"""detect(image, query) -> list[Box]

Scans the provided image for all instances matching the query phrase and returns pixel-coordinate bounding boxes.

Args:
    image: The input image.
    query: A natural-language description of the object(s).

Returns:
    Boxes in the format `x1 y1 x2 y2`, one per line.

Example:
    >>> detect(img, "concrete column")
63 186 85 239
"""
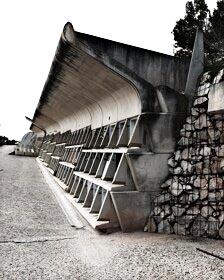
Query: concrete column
185 27 204 109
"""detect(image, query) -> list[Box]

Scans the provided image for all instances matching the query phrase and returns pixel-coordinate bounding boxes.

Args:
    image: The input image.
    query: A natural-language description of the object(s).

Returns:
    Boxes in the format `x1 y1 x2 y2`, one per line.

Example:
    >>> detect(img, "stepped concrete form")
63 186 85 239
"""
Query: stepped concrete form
22 22 196 232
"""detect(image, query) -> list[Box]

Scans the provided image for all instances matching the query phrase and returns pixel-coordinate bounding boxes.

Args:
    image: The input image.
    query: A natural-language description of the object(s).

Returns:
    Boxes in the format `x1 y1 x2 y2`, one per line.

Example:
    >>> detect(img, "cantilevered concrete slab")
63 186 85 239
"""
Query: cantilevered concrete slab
31 22 190 135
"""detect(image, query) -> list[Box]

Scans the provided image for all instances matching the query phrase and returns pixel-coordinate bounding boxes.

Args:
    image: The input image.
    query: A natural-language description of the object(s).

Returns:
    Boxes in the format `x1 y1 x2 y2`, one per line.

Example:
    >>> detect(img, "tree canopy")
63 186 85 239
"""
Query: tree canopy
0 135 17 146
173 0 224 66
207 0 224 63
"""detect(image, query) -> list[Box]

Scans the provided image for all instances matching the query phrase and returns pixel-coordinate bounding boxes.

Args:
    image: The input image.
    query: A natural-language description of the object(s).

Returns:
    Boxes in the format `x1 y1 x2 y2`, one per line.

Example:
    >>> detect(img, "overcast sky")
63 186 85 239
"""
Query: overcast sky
0 0 217 140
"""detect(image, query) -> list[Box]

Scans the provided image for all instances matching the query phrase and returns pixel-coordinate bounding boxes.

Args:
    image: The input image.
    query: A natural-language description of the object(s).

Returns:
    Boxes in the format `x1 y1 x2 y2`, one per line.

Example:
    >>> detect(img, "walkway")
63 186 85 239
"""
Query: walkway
0 146 223 280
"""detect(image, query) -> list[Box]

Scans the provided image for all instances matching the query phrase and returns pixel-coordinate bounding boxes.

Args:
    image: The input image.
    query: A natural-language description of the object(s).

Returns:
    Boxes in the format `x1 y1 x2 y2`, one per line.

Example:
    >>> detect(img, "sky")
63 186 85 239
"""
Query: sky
0 0 217 140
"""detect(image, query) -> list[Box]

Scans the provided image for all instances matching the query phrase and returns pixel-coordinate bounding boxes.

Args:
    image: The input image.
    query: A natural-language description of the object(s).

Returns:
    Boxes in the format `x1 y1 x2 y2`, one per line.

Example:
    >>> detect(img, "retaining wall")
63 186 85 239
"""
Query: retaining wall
148 69 224 239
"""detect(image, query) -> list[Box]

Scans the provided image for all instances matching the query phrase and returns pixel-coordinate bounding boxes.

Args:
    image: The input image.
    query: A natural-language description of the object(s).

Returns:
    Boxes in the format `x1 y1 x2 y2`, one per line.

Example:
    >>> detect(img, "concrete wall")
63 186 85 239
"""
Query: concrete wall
77 32 190 93
208 69 224 113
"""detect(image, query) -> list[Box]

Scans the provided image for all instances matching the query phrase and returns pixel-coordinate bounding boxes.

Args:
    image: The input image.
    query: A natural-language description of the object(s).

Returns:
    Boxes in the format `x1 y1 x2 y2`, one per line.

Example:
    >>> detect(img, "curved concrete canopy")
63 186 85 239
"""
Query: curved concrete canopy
76 30 190 93
31 23 142 134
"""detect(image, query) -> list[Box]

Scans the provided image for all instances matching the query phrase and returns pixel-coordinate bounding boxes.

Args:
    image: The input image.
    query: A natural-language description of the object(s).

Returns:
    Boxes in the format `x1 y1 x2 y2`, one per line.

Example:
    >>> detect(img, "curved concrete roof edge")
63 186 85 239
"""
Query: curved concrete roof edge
30 22 190 134
31 22 144 134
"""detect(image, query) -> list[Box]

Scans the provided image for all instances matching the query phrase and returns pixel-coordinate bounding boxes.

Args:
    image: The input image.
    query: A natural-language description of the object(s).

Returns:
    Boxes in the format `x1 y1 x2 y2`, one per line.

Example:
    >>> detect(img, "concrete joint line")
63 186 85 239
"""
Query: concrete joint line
36 158 85 229
0 236 80 245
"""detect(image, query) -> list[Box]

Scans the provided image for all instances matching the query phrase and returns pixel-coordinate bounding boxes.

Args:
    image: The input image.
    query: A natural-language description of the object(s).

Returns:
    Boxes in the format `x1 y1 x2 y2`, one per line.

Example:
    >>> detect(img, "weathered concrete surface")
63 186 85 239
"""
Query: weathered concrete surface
111 191 152 232
185 28 204 108
31 23 143 134
77 30 190 93
126 153 170 192
141 113 187 153
208 81 224 113
31 23 189 135
0 146 224 279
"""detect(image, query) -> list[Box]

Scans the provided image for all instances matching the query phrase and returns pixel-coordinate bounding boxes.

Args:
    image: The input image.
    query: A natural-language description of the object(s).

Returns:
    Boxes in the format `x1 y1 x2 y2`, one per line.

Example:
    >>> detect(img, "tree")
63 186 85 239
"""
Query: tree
173 0 224 67
205 0 224 64
0 135 17 146
0 136 8 146
173 0 209 57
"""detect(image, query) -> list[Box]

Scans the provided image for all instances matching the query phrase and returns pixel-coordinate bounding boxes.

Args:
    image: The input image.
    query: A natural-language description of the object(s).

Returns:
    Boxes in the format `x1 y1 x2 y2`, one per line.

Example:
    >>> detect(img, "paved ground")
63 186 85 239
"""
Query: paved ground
0 145 224 280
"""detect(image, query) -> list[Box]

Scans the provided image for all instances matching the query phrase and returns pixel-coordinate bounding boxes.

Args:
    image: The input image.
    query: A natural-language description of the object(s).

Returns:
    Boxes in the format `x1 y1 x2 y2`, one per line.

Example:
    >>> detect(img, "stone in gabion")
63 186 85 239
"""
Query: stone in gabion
150 71 224 239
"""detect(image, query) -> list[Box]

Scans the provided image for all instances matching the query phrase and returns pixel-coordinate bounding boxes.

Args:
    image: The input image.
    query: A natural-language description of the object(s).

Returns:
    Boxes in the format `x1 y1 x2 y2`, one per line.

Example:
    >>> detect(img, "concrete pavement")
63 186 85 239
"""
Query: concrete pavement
0 146 223 280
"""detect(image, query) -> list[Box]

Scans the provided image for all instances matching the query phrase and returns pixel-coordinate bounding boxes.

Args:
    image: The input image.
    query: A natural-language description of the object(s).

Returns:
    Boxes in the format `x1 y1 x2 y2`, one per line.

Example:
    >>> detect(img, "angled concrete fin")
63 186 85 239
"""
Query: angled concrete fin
185 27 204 109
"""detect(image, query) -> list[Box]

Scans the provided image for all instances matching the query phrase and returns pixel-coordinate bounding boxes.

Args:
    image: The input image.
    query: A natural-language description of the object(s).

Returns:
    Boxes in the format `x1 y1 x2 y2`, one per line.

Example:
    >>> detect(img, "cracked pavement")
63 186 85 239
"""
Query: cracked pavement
0 145 224 280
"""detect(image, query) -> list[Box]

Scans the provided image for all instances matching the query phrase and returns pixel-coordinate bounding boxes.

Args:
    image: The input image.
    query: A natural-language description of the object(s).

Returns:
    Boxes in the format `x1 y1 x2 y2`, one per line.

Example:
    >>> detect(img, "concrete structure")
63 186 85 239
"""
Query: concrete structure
28 22 193 232
15 132 37 156
31 23 190 135
185 27 204 109
208 69 224 114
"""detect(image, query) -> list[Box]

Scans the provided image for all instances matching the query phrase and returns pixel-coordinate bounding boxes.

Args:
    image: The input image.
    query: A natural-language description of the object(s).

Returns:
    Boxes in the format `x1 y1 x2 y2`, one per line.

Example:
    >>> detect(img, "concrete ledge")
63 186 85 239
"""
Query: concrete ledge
36 158 85 229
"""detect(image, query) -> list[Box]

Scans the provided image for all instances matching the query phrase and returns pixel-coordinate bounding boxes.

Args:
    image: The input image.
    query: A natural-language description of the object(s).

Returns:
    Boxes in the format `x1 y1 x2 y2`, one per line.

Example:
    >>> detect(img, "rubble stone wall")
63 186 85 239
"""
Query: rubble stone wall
148 69 224 239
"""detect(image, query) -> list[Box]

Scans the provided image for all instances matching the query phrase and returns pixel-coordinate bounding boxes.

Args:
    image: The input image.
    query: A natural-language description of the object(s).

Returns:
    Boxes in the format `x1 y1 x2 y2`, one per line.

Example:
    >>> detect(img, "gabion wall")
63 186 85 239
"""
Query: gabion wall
148 70 224 239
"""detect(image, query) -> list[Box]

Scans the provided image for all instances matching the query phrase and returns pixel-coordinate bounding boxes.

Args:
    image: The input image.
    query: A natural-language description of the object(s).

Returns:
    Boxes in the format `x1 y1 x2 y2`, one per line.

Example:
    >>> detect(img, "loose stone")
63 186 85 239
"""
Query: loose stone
193 97 208 107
